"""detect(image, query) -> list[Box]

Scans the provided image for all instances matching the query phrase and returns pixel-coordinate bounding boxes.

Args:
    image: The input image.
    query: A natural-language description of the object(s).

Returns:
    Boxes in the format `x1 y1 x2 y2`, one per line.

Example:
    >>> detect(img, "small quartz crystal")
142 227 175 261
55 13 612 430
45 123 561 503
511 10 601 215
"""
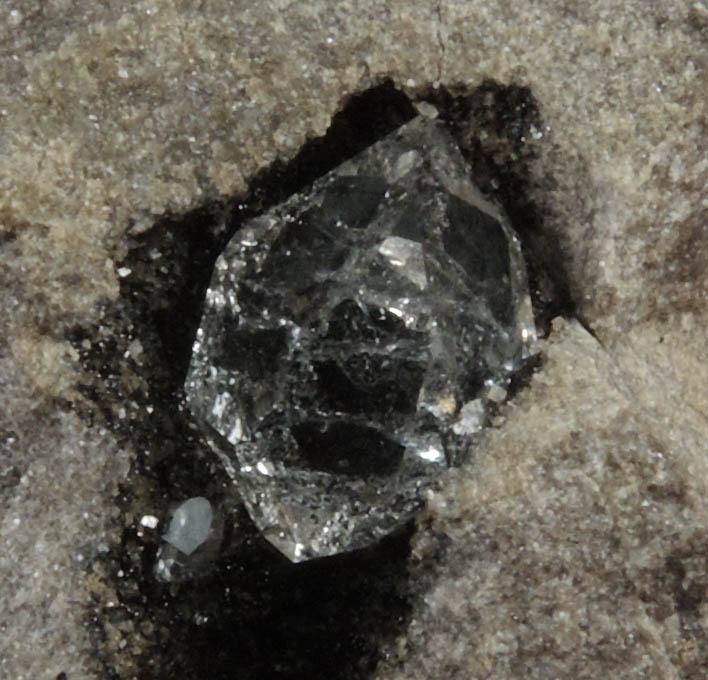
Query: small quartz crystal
155 497 222 582
162 496 213 556
185 115 536 561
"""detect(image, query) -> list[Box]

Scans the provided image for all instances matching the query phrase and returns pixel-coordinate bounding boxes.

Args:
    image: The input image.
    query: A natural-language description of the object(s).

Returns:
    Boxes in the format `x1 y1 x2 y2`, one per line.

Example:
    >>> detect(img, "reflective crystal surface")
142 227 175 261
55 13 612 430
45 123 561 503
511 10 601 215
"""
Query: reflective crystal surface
185 116 536 562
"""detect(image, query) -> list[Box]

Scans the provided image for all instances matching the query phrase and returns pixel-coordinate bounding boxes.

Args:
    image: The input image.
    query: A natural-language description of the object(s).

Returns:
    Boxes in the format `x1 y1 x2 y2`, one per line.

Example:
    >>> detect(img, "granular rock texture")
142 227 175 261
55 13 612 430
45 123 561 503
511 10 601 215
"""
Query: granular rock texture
375 319 708 679
0 308 130 679
0 0 706 678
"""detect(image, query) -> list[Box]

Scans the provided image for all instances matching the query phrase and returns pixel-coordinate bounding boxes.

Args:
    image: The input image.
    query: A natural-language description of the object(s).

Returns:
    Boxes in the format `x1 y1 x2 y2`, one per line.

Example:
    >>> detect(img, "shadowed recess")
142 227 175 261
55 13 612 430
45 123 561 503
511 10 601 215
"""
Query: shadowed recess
73 79 573 680
88 82 419 680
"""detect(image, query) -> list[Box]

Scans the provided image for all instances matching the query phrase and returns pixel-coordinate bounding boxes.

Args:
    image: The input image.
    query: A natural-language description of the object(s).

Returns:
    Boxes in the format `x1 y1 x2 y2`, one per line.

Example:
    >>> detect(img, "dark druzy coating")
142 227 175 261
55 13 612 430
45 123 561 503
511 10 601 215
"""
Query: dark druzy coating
185 115 536 561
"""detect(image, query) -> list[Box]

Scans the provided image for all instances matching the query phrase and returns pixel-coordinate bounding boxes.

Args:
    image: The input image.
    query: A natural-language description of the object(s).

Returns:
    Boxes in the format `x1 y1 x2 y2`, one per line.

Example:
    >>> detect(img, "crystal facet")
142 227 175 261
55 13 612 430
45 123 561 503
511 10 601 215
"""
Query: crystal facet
185 116 536 561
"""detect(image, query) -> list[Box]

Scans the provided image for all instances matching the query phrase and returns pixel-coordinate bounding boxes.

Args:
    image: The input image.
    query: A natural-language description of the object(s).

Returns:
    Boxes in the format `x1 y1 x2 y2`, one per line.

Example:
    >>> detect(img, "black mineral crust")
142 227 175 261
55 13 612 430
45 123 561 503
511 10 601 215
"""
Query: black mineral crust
185 115 536 561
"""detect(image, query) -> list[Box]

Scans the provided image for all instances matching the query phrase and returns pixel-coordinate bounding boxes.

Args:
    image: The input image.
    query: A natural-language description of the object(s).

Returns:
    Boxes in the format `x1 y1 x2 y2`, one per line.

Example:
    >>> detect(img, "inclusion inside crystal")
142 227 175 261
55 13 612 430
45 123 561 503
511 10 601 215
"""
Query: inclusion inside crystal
185 115 536 562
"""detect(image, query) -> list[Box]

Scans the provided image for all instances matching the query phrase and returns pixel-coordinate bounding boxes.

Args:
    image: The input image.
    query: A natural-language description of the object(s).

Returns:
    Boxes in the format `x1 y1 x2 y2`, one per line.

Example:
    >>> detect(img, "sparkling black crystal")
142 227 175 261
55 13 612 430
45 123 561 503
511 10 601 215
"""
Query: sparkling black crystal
185 114 536 561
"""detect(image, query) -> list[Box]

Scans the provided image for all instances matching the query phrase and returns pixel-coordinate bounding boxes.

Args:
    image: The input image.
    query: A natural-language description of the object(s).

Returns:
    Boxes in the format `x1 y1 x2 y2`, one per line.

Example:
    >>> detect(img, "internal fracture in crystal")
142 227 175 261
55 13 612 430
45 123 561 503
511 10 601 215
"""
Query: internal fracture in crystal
185 115 536 562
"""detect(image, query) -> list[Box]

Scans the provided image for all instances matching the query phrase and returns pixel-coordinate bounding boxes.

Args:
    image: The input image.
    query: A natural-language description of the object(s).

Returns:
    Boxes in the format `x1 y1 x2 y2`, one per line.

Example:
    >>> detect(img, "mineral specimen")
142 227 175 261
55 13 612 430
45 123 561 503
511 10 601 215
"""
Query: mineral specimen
185 115 536 562
155 497 222 582
162 496 214 556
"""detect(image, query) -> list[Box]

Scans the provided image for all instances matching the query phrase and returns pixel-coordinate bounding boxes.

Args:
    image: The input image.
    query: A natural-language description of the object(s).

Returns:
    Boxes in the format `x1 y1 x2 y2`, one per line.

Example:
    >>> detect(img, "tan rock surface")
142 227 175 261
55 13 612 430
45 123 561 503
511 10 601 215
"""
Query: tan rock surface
0 0 706 677
0 328 130 679
376 319 708 679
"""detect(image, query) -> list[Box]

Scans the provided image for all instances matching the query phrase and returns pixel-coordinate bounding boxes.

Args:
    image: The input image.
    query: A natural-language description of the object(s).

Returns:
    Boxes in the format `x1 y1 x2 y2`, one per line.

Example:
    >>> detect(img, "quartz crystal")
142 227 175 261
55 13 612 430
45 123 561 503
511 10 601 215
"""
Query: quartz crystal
155 497 222 582
162 496 214 556
185 115 536 562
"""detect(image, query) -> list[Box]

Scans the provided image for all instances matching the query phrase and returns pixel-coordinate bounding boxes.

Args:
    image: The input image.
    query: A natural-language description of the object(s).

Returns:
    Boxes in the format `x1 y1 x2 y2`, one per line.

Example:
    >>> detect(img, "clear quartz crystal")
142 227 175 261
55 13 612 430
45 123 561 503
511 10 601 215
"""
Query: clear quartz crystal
185 116 536 562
